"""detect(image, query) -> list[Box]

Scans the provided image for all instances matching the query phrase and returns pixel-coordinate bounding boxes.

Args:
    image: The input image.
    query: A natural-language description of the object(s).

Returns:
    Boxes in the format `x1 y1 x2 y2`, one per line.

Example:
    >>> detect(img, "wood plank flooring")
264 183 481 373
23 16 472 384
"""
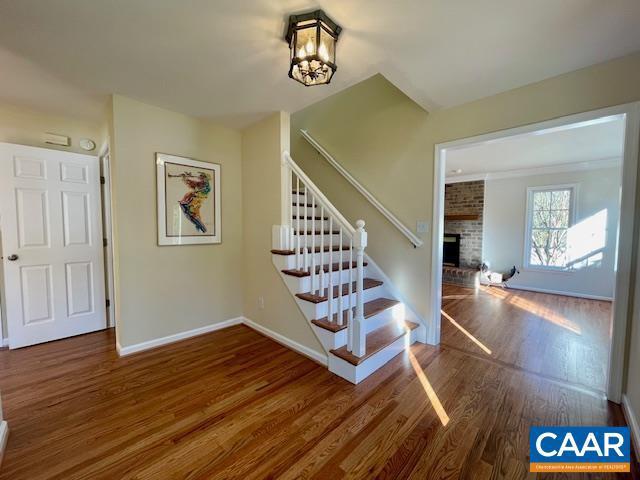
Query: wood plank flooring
441 284 612 392
0 310 636 478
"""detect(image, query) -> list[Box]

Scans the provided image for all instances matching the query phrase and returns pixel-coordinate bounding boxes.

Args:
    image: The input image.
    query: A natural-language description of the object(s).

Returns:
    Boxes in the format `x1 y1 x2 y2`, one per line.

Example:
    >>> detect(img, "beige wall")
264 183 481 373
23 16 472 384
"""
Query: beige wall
241 112 324 355
110 95 243 347
291 52 640 416
292 75 432 326
0 101 102 154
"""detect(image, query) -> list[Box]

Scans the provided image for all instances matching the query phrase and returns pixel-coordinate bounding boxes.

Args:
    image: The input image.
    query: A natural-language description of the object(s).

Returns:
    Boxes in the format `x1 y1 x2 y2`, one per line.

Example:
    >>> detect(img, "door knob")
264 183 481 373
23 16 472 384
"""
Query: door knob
7 254 18 261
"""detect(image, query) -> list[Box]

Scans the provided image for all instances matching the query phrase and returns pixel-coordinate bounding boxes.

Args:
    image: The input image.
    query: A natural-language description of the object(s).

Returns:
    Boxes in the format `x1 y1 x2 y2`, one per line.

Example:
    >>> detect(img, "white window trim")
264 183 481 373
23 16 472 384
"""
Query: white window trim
523 183 578 272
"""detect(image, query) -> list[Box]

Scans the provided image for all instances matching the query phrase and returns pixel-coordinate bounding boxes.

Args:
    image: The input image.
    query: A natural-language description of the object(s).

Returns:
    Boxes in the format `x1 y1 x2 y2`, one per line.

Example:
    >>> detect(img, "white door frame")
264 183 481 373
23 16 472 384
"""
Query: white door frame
99 145 116 329
430 102 640 403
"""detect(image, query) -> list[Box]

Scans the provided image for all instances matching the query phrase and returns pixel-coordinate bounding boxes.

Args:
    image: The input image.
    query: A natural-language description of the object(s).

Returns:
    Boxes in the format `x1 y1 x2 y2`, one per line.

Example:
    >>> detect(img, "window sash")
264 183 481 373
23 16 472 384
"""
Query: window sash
524 185 576 270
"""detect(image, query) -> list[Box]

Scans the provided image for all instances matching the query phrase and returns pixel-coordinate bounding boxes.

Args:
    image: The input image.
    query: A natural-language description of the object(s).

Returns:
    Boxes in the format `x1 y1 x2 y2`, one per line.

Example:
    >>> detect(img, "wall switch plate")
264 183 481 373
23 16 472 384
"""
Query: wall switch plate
416 221 429 234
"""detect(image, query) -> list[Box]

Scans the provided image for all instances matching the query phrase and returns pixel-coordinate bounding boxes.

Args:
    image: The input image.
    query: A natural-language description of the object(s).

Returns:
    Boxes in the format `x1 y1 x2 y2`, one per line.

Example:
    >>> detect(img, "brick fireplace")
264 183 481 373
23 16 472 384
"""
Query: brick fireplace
442 180 484 288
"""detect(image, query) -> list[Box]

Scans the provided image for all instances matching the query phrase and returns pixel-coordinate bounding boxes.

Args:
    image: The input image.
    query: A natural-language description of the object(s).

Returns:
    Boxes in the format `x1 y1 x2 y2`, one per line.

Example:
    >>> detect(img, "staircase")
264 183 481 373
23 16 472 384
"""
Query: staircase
271 151 426 384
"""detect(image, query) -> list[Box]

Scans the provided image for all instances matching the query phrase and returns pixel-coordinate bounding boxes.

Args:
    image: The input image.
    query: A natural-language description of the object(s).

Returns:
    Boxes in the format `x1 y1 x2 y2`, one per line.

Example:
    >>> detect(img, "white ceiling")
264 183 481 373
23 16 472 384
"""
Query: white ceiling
445 116 625 180
0 1 639 128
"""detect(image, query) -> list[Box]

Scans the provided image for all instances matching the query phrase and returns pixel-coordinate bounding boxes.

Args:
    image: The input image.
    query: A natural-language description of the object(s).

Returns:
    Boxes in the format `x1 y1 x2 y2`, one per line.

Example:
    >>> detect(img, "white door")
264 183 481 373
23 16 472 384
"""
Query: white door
0 143 106 348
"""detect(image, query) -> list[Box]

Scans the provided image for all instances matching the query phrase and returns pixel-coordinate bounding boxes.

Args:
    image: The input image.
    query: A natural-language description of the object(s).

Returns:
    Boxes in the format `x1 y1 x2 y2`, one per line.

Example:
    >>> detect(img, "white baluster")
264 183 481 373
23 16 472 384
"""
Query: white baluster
337 227 343 326
303 185 309 272
296 176 301 270
310 193 316 292
289 168 294 251
319 206 325 297
327 217 334 324
353 219 367 357
304 187 309 271
347 236 353 352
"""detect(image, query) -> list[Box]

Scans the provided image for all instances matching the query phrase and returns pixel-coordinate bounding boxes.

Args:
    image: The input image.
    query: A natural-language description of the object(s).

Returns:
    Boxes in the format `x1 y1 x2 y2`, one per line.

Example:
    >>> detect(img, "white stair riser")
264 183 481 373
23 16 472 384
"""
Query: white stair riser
310 311 409 351
276 250 356 270
311 325 347 351
274 253 353 271
297 285 385 320
291 205 322 217
292 218 332 228
363 305 408 333
328 332 415 384
280 266 371 295
292 233 342 246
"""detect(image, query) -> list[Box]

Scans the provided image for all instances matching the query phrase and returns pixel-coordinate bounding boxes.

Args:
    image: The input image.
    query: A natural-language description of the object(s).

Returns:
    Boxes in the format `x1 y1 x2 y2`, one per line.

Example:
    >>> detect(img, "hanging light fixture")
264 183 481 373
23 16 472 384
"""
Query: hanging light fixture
285 9 342 87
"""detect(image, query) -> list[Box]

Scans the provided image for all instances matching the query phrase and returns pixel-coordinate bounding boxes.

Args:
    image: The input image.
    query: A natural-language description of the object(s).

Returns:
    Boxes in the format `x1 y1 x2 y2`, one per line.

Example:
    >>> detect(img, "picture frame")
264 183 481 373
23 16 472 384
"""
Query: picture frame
156 153 221 245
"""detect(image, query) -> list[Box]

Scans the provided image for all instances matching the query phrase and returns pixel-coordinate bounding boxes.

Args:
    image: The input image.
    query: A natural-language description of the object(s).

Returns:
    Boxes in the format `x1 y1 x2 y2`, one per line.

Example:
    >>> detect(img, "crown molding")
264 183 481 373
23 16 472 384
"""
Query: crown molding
445 157 621 184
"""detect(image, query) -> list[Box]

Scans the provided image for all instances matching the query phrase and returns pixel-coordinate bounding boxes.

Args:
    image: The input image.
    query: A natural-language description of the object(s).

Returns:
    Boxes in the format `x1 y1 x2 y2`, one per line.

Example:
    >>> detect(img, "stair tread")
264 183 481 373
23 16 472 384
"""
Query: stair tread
282 261 367 278
292 215 329 220
292 202 317 207
311 297 399 332
330 320 420 366
271 245 351 256
297 278 383 304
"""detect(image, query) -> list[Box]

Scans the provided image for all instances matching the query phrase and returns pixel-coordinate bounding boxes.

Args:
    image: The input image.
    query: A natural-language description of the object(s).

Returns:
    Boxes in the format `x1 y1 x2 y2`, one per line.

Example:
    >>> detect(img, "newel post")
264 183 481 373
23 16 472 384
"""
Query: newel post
273 152 294 251
353 219 367 357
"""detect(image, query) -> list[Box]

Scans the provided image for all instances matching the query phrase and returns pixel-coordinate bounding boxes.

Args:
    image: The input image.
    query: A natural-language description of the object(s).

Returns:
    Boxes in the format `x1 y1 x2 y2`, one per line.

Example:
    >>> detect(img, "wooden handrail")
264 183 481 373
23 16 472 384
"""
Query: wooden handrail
300 129 424 248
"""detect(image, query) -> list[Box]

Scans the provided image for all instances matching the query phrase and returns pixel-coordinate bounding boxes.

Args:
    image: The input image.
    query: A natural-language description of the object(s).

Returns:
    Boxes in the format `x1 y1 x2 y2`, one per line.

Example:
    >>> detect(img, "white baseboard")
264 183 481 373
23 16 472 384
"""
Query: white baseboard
0 338 8 348
116 317 244 356
242 317 328 366
622 394 640 462
0 420 8 468
506 284 613 301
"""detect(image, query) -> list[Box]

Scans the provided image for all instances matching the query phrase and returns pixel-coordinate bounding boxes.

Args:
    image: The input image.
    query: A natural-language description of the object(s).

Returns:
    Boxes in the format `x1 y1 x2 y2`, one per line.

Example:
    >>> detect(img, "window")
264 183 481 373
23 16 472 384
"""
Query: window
525 185 576 270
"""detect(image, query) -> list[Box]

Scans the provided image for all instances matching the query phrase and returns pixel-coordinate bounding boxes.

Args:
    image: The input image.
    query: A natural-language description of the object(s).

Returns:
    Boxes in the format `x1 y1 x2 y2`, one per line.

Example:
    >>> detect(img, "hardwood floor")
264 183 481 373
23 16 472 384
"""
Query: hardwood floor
442 283 612 392
0 320 636 479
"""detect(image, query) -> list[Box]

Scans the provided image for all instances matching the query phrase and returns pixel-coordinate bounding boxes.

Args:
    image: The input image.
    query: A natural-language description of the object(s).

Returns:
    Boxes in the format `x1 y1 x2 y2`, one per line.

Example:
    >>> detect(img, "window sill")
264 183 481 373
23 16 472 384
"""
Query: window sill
521 266 576 275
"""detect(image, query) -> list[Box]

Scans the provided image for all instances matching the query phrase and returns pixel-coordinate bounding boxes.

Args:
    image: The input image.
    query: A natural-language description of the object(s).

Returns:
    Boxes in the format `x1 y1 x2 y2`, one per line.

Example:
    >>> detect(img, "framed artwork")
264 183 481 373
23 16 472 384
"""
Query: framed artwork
156 153 221 245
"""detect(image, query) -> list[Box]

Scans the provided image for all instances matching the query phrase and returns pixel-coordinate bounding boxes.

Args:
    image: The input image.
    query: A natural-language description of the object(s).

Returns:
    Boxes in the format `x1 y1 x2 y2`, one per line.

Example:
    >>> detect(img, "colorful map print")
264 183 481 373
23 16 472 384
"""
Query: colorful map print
167 170 212 233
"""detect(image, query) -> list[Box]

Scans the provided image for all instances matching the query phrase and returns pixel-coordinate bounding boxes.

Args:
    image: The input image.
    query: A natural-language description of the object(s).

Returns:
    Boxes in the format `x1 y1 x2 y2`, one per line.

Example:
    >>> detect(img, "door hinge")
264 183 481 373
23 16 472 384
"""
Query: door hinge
100 176 106 185
103 238 108 247
106 299 111 308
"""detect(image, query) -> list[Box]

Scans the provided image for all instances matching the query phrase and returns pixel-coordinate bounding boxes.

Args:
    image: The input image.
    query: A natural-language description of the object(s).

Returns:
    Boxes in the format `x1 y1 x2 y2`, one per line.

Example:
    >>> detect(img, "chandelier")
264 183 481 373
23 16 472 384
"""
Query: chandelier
285 10 342 87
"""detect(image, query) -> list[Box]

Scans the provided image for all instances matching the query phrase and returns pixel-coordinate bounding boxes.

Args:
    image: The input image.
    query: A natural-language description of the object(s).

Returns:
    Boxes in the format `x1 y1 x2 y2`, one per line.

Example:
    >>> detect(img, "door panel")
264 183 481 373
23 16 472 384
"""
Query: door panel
60 162 88 184
14 155 47 179
65 261 94 317
16 188 50 248
20 264 54 324
62 191 91 246
0 143 106 348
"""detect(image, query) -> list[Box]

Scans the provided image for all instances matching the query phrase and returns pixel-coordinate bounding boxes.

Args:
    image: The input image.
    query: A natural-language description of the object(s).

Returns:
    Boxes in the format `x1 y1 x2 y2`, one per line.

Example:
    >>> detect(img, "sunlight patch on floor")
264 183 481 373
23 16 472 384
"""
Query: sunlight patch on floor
506 295 582 335
479 287 582 335
408 350 450 427
441 309 493 355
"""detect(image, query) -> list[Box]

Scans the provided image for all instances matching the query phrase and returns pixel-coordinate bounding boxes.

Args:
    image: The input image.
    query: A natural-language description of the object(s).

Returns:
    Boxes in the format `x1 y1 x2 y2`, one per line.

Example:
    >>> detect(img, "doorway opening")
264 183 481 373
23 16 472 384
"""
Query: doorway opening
430 103 640 402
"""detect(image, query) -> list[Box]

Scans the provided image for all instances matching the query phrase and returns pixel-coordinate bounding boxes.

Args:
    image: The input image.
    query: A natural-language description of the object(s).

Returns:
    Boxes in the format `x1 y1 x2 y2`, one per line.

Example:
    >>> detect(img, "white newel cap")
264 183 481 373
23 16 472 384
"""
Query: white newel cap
355 219 367 249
